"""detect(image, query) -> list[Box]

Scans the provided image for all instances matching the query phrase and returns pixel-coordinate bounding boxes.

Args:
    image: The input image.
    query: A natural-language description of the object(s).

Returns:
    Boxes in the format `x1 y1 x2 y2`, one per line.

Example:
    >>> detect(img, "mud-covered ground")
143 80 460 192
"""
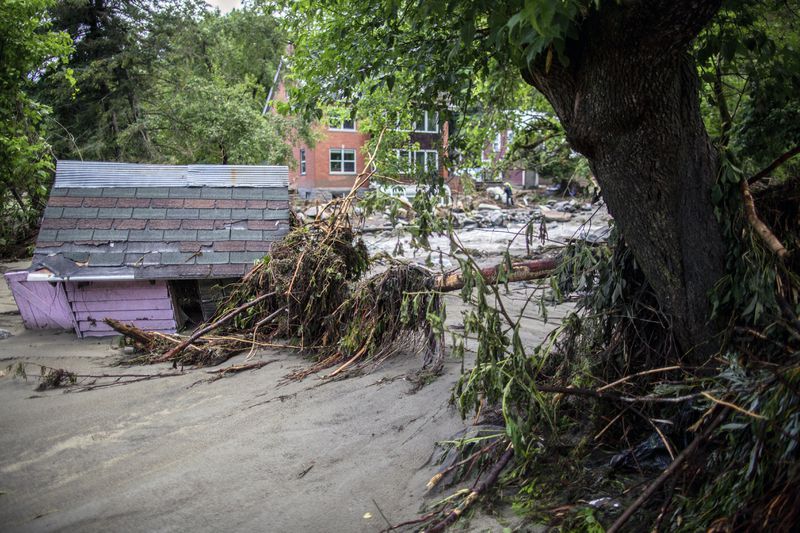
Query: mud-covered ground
0 253 572 532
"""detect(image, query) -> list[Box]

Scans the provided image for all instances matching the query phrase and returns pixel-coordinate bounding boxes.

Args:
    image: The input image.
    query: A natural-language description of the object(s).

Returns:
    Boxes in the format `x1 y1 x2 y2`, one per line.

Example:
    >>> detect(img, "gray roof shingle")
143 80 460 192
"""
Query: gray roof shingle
31 161 290 281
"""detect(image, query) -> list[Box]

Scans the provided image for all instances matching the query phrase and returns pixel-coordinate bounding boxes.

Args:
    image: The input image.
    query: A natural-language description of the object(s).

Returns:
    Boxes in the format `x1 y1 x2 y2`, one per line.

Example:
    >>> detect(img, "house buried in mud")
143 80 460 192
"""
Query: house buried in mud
4 161 290 337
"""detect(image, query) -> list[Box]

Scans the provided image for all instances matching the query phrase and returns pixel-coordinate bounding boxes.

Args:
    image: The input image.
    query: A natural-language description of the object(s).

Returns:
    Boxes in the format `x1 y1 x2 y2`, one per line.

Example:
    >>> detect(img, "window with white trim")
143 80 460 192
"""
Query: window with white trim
300 148 306 175
330 148 356 174
328 116 356 131
414 111 438 133
395 149 438 173
492 133 502 152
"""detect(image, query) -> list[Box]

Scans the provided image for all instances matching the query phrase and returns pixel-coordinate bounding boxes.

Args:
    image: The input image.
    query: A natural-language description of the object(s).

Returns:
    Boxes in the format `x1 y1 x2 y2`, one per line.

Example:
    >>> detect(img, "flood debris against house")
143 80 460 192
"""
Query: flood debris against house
4 160 290 338
107 217 560 381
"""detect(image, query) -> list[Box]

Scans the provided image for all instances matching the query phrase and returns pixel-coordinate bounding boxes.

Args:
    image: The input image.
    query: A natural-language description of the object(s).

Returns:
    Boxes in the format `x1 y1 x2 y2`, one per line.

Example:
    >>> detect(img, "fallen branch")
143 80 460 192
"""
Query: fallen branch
536 383 706 404
748 144 800 185
606 406 729 533
741 179 789 259
425 438 503 492
424 443 515 533
205 360 278 375
157 291 275 362
190 359 279 386
436 257 559 292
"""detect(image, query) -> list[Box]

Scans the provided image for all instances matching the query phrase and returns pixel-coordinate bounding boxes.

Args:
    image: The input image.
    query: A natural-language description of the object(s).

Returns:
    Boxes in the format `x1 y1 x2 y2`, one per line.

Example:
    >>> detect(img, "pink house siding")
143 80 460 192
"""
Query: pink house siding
4 271 75 330
4 272 178 338
64 281 177 338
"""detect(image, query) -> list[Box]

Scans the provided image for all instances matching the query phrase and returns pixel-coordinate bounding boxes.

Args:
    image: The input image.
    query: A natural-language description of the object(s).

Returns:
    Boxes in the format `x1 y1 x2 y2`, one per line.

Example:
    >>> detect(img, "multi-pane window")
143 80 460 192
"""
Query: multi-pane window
391 110 439 133
492 133 502 152
395 149 438 173
300 148 306 175
329 116 356 131
414 111 438 133
330 148 356 174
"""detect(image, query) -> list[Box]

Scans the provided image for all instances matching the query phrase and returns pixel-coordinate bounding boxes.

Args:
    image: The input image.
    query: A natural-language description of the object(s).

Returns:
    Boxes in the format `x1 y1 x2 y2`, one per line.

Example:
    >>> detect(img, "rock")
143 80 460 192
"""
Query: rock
576 226 612 244
581 203 593 211
553 200 579 213
477 203 502 211
303 205 321 217
0 329 11 340
486 211 506 227
485 186 504 199
540 205 573 222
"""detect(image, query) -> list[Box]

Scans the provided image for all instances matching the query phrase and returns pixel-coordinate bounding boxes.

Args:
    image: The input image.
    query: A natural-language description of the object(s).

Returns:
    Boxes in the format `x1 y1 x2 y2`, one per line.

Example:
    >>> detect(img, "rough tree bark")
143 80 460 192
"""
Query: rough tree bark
522 1 726 358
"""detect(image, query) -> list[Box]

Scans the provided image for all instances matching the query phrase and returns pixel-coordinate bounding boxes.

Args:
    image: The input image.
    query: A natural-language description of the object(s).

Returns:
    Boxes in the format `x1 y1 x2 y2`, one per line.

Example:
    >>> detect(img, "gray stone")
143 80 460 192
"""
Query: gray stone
0 329 12 339
477 203 501 211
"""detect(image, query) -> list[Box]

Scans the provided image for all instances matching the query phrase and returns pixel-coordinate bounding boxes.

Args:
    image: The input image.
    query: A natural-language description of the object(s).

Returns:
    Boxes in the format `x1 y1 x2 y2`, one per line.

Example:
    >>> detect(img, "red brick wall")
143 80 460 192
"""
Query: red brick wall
289 127 372 195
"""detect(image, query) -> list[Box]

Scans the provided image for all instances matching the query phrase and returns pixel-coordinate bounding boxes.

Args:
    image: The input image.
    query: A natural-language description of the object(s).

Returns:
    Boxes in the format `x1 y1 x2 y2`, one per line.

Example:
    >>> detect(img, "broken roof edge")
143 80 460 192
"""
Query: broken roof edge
54 160 289 189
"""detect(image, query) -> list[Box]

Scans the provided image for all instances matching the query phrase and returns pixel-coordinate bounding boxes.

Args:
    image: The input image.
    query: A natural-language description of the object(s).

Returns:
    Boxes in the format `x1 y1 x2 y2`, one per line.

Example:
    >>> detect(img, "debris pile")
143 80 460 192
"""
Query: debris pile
108 221 449 379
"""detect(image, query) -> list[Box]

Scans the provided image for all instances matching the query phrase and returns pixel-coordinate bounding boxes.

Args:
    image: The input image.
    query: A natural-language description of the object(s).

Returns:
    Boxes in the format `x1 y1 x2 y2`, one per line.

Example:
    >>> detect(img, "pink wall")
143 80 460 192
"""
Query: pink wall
65 280 177 338
4 271 75 331
4 272 178 338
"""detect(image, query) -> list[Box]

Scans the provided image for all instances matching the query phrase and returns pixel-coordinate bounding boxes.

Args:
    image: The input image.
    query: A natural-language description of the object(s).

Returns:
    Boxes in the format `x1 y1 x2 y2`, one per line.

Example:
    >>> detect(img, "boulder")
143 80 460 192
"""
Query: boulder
477 203 502 211
485 186 504 200
540 205 573 222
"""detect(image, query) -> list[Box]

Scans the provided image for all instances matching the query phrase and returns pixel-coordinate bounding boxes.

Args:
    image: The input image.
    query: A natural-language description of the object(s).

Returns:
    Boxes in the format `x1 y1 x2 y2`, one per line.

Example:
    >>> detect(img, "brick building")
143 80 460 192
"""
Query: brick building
273 83 449 199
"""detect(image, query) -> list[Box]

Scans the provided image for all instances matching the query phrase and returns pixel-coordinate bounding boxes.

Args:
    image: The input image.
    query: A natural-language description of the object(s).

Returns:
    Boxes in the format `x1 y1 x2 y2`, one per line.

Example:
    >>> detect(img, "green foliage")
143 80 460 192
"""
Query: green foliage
696 0 800 176
37 0 297 165
0 0 72 255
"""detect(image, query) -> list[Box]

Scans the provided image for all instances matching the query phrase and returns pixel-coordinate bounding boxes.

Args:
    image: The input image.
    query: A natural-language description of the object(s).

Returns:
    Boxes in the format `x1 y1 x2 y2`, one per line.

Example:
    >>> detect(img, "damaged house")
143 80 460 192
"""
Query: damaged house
4 161 290 337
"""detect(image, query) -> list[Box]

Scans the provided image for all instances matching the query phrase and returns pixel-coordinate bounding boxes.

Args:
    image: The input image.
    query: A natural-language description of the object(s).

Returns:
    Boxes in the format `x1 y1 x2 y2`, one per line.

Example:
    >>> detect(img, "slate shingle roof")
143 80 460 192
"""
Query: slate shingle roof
32 162 290 280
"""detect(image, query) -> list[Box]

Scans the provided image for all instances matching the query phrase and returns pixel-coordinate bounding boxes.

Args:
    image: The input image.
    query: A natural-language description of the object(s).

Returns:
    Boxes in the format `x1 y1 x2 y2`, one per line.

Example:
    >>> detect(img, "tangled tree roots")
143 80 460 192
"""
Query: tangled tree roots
108 223 444 380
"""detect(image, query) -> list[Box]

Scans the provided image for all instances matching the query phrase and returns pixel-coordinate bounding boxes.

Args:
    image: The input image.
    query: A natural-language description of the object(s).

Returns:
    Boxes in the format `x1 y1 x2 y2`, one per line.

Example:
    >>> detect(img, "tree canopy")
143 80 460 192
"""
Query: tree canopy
0 0 72 253
282 0 800 529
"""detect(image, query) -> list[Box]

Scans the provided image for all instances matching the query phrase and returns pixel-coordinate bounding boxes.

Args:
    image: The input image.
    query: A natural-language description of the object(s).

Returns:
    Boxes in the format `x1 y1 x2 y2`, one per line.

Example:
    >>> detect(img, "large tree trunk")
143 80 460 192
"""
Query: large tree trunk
523 2 725 358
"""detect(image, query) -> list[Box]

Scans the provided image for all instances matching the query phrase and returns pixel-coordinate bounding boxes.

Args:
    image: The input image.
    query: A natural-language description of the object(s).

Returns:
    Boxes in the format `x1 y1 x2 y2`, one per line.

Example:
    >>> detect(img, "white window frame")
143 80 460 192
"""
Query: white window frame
328 116 356 131
414 111 439 133
394 149 438 174
300 148 306 175
329 148 356 174
492 133 502 152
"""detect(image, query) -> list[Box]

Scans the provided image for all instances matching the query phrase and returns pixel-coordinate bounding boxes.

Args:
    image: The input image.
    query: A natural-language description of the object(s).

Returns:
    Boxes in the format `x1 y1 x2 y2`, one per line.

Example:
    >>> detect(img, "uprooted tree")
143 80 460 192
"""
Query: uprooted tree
281 0 800 529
